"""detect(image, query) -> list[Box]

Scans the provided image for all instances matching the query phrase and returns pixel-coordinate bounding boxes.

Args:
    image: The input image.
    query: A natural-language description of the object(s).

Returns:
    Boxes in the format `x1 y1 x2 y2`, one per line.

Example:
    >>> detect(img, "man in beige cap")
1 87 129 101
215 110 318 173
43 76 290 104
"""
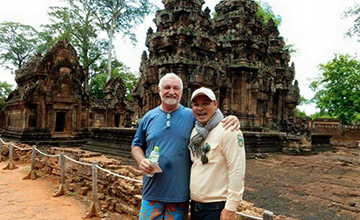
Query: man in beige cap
189 87 246 220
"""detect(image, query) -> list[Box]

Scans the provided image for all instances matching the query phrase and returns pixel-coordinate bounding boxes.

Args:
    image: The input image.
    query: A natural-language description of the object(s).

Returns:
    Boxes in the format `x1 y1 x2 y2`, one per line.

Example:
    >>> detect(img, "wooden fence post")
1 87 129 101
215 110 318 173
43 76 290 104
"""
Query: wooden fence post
3 142 18 170
53 153 68 197
83 161 102 218
0 139 3 162
263 210 274 220
23 145 38 180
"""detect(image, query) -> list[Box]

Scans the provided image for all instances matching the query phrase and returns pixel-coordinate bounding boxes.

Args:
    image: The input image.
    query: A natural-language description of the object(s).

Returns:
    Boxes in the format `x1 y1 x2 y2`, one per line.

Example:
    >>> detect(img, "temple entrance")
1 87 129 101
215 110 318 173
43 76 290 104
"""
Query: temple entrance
55 112 66 132
114 115 120 127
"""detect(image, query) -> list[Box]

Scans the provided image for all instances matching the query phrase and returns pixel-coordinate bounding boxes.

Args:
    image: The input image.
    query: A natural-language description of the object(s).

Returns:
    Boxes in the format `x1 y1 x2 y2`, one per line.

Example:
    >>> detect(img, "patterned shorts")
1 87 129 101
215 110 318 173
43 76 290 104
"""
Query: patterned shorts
139 199 189 220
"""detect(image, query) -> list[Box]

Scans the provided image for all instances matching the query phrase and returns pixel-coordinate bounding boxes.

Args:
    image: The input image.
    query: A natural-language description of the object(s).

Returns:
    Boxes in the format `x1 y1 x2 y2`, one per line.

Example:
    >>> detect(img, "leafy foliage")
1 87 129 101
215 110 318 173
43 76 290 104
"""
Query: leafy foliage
211 11 217 20
283 43 297 56
0 81 13 110
0 22 43 70
90 0 155 81
300 96 311 105
90 73 107 99
255 0 282 27
310 54 360 124
343 3 360 41
309 110 335 120
90 58 138 100
296 108 307 117
295 96 311 117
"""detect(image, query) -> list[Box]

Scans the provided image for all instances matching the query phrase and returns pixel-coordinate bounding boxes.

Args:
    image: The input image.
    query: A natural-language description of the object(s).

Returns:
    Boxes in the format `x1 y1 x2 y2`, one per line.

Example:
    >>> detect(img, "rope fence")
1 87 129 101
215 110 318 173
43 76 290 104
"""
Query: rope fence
96 164 143 183
0 138 274 220
1 138 7 145
63 154 92 166
34 146 60 158
12 143 32 151
0 138 3 162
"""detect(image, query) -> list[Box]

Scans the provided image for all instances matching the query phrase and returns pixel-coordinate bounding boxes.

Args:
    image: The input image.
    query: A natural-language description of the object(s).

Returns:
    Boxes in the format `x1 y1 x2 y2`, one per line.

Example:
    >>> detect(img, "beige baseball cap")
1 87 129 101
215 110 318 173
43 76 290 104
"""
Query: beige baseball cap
191 87 216 102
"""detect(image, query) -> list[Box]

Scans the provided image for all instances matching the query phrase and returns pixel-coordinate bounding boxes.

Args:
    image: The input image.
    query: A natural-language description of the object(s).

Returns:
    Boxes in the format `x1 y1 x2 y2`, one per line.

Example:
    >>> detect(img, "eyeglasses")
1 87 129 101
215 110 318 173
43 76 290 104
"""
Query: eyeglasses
166 113 171 128
200 143 210 164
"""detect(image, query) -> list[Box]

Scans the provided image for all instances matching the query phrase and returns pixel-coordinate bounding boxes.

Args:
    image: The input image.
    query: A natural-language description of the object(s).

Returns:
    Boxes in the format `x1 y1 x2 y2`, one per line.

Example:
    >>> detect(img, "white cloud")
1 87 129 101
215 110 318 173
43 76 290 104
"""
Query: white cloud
0 0 359 115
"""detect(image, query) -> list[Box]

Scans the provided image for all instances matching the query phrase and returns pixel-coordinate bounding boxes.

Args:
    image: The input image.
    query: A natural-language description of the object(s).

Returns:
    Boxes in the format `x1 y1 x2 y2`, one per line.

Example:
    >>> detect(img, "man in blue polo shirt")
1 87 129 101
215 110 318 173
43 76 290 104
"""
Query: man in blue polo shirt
131 73 239 220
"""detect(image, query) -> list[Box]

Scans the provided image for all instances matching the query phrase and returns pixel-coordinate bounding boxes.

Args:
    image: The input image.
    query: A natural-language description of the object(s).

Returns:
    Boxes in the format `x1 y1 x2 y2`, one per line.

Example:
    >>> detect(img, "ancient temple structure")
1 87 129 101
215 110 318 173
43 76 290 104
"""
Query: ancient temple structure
2 40 132 144
2 40 90 143
90 77 133 128
133 0 300 131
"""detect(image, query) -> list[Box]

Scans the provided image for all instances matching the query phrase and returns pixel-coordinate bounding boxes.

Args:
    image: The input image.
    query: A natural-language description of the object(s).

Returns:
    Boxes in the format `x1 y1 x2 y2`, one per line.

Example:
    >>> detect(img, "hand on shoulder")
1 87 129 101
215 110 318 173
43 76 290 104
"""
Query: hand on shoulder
222 115 240 131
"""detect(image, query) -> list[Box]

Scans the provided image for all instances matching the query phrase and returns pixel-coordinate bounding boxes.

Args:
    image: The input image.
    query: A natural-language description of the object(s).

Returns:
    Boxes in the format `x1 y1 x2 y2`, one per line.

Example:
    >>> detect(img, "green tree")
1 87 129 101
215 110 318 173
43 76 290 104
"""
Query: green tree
255 1 296 56
296 108 307 117
255 0 282 27
90 58 138 100
91 0 155 82
343 3 360 41
295 96 310 117
43 0 106 91
90 73 107 99
0 22 43 70
0 81 13 110
309 110 334 120
310 54 360 124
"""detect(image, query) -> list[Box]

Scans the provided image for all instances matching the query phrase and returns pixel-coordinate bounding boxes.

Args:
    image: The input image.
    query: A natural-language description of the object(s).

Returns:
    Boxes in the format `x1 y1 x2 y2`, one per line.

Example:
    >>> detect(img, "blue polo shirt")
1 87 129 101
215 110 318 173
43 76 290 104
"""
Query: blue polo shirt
132 105 195 202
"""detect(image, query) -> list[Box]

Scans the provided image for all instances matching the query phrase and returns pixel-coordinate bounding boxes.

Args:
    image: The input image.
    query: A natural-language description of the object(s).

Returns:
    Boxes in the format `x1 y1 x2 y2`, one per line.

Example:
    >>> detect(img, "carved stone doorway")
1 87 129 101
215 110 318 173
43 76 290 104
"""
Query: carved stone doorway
55 112 66 132
114 115 120 127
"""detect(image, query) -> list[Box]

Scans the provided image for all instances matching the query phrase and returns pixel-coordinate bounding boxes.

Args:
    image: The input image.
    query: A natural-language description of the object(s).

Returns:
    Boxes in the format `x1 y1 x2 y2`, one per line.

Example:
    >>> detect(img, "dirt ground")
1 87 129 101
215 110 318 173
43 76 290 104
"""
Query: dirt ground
1 146 359 220
0 161 87 220
244 146 360 220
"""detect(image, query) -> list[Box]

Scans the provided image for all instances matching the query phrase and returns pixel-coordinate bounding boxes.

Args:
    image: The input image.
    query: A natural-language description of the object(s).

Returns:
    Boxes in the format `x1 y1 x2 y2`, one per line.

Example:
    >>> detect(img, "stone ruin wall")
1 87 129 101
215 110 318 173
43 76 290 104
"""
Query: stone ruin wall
298 117 360 148
0 110 5 130
133 0 300 132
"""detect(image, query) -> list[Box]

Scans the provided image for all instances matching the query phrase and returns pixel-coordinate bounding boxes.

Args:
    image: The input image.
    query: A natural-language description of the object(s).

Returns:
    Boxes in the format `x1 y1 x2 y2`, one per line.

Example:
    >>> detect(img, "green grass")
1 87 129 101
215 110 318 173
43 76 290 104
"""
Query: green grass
21 167 31 173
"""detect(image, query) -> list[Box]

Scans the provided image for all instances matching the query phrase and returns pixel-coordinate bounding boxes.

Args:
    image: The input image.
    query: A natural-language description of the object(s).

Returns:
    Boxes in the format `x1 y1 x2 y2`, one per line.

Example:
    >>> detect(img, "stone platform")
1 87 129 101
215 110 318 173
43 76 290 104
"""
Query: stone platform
311 133 334 152
81 128 288 162
2 128 333 160
1 129 89 147
81 128 136 165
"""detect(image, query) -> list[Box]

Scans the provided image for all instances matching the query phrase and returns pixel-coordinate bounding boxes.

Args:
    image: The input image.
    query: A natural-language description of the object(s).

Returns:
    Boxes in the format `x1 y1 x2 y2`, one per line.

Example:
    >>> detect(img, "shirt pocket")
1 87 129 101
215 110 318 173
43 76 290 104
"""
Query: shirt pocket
205 142 221 164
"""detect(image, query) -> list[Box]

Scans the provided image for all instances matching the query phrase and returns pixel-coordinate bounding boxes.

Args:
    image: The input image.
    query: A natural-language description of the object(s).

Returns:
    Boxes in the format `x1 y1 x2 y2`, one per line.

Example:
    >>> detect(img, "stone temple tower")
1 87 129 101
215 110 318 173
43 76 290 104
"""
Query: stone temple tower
133 0 300 132
213 0 300 130
133 0 222 115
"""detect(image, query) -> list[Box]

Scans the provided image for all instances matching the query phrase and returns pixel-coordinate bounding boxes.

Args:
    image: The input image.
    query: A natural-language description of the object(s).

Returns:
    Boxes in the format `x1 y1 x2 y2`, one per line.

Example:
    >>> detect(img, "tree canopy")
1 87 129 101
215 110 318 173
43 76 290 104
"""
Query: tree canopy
255 0 282 27
90 58 137 100
310 54 360 124
0 81 13 110
343 3 360 42
90 0 154 82
0 22 44 70
43 0 107 91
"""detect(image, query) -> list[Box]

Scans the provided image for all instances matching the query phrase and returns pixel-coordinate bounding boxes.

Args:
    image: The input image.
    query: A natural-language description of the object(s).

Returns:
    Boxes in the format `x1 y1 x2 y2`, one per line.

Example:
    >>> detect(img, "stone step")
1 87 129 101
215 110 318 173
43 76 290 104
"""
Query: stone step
81 144 132 159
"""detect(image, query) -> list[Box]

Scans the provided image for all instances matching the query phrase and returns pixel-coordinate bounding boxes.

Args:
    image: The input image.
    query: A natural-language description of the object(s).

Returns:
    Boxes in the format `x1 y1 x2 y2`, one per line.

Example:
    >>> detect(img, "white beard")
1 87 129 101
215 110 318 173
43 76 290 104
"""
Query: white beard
162 97 179 105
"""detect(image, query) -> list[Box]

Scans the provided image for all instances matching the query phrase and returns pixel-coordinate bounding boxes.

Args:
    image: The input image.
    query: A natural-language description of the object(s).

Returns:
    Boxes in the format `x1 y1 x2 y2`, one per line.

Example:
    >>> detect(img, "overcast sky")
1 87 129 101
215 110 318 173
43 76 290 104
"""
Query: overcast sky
0 0 359 114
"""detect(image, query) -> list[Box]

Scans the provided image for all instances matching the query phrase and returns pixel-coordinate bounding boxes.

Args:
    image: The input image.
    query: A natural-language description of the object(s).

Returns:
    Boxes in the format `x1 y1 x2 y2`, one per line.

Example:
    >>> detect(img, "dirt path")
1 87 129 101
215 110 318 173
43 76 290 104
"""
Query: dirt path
244 146 360 220
0 161 86 220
